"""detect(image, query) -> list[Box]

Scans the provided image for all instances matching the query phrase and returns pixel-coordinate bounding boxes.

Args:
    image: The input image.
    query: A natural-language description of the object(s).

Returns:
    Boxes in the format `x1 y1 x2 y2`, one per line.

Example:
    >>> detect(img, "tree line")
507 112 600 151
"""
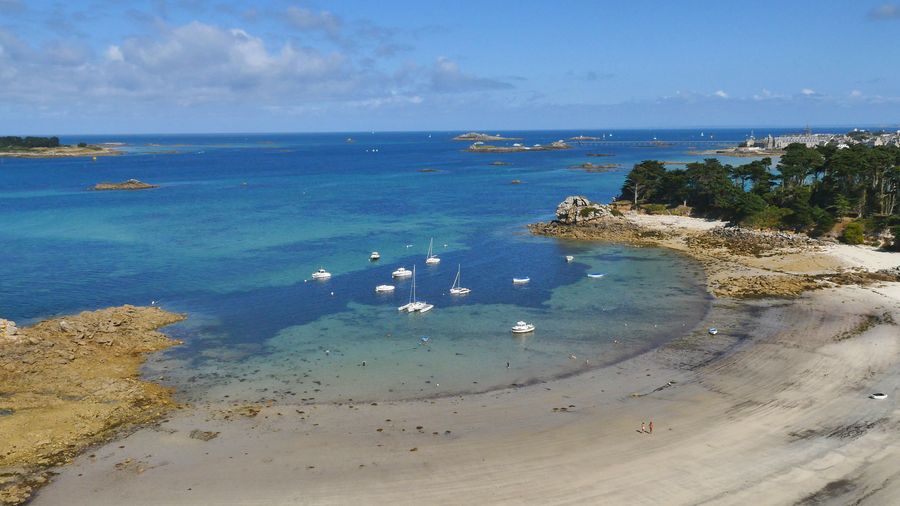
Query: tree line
619 142 900 248
0 136 61 149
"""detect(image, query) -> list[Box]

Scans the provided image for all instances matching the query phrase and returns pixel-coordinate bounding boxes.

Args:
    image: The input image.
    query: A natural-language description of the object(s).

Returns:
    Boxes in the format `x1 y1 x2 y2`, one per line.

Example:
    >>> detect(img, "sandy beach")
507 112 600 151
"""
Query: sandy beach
22 212 899 506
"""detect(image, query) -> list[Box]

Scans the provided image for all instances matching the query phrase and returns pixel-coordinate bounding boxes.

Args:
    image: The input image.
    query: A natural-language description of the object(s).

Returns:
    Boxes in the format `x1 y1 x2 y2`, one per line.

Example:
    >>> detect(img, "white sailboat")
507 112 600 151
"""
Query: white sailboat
449 264 471 295
425 238 440 265
398 266 433 312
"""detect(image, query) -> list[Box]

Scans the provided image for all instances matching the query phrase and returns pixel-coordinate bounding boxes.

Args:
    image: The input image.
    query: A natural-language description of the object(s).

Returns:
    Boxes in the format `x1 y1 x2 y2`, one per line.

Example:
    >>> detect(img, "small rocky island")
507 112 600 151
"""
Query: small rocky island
92 179 159 191
571 162 622 172
453 132 522 141
467 140 571 153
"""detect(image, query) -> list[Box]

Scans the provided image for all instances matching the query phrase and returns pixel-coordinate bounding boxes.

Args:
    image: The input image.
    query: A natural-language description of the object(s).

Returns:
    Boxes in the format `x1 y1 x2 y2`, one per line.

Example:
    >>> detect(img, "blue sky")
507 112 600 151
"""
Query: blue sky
1 0 900 134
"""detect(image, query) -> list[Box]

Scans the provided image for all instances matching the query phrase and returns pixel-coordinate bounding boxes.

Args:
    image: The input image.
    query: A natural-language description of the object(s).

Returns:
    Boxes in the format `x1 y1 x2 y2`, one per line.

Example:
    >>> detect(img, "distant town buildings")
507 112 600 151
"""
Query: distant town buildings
742 128 900 151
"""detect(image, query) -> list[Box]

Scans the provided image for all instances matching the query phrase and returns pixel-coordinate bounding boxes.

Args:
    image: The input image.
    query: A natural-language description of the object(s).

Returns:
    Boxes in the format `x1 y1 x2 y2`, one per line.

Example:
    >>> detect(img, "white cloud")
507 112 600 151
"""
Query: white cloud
868 4 900 20
801 88 816 96
105 45 123 62
285 6 342 39
849 89 863 98
429 56 512 93
714 90 728 98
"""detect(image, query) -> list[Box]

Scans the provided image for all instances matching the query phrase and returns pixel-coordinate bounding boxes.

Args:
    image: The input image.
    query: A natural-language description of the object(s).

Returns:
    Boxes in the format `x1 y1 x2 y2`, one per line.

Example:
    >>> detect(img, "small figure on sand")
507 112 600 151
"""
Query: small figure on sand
641 421 646 433
649 421 653 434
506 361 510 369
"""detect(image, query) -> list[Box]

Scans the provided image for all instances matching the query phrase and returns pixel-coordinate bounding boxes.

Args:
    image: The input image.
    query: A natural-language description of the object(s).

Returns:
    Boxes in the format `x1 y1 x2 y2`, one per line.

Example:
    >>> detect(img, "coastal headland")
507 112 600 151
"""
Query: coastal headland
0 306 185 505
23 196 900 506
0 146 121 159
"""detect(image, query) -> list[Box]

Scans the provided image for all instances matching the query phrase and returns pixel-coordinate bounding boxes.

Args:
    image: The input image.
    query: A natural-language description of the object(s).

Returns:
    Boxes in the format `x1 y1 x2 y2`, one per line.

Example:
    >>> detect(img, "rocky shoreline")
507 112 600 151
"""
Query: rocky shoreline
0 306 185 505
0 146 120 158
530 196 900 298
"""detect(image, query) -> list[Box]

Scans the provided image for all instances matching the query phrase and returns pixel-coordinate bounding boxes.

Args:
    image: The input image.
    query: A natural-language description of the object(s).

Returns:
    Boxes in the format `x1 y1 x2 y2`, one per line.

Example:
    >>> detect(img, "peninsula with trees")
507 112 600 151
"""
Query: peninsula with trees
618 142 900 248
0 136 120 158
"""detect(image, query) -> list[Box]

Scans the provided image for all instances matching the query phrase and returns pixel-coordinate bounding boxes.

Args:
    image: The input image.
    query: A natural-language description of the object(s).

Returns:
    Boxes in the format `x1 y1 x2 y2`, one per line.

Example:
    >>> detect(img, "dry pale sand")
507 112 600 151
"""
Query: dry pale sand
29 217 900 505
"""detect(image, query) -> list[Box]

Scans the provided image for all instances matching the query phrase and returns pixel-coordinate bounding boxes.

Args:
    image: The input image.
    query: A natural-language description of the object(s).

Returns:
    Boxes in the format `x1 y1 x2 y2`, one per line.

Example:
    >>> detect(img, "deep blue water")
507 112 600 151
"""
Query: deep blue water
0 129 785 402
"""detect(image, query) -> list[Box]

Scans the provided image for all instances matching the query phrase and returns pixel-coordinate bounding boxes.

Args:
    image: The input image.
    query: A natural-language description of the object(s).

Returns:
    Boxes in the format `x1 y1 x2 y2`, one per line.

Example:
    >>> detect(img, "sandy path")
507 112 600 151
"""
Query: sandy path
31 284 900 505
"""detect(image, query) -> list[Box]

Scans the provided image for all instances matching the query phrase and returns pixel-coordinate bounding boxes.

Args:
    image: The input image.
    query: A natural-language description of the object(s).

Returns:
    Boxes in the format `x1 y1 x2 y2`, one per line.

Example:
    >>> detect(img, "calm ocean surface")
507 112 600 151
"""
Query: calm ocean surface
0 129 784 402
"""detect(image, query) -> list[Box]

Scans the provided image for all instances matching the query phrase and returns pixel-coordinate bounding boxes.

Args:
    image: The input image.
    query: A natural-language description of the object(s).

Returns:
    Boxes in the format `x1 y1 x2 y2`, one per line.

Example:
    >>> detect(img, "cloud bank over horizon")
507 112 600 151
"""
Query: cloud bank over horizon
1 1 899 134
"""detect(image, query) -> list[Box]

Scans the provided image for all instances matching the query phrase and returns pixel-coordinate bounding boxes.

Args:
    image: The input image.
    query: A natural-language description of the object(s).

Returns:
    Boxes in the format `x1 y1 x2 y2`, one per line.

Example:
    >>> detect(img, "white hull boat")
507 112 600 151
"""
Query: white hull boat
512 277 530 284
311 268 331 280
425 238 440 265
392 267 412 278
587 273 605 279
565 255 574 262
375 284 395 293
399 266 433 313
511 321 535 333
449 264 471 295
370 251 380 261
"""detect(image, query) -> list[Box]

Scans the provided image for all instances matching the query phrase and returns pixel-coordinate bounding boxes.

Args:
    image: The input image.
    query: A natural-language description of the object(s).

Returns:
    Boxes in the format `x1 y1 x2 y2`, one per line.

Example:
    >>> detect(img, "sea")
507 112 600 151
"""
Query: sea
0 128 787 403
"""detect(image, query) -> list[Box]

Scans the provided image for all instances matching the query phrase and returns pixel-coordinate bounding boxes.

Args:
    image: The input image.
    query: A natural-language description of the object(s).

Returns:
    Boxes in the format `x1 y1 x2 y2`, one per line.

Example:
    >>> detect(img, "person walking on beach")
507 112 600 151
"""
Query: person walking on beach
641 421 646 433
648 421 653 434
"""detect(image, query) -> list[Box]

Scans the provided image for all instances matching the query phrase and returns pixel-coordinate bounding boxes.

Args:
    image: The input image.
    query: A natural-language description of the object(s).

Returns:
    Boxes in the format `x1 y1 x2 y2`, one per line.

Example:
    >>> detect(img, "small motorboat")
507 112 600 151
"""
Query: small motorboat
370 251 381 261
511 321 535 333
869 393 887 400
375 284 395 293
392 267 412 278
587 273 605 279
708 327 719 335
565 255 574 262
311 268 331 280
512 277 530 284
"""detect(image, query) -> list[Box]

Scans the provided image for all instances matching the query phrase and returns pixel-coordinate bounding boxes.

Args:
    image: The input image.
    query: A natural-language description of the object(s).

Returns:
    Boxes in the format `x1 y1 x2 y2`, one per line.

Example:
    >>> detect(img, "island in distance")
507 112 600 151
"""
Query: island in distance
0 136 120 158
92 179 159 191
467 140 571 152
452 132 522 141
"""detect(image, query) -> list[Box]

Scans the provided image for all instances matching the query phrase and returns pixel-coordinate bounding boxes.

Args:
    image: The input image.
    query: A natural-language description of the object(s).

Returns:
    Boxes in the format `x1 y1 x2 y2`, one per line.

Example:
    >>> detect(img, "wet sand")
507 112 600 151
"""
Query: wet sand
30 301 900 503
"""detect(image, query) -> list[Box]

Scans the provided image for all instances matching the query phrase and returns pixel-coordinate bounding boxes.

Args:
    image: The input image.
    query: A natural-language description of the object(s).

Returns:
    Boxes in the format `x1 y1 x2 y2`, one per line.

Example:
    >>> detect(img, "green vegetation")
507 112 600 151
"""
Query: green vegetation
620 143 900 244
841 222 865 244
0 136 60 150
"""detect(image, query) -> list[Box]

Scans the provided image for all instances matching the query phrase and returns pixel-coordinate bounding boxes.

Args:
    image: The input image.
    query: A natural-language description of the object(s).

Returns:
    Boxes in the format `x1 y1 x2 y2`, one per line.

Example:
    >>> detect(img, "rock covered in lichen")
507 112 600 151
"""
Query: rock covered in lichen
554 196 615 225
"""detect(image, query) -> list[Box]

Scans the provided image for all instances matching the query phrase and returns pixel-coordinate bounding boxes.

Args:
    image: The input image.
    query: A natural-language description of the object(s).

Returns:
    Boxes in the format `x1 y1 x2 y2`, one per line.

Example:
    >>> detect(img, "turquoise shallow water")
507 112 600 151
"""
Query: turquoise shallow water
0 129 777 403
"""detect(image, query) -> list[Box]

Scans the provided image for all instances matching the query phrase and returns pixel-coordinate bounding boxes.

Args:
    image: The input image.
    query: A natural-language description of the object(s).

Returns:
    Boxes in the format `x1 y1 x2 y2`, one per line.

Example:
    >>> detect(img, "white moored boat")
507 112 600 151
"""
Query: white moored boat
425 238 440 265
449 264 471 295
512 277 530 284
375 284 395 293
392 267 412 278
708 327 719 335
565 255 574 262
398 266 433 313
370 251 381 261
511 321 535 333
587 273 605 279
311 268 331 280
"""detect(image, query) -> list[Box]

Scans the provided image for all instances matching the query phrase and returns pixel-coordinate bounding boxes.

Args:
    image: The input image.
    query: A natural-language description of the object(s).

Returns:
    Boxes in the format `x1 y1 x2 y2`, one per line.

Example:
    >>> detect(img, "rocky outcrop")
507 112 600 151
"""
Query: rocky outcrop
92 179 158 191
554 196 615 225
453 132 520 141
0 319 18 342
0 306 185 505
